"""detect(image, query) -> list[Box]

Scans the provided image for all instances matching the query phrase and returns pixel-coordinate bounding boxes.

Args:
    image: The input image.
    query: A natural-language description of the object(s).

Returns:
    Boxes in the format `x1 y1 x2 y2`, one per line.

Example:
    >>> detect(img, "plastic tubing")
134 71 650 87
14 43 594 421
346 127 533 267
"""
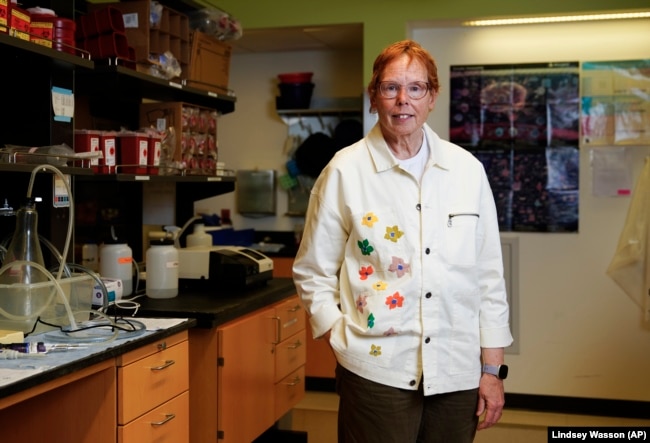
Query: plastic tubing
26 164 74 281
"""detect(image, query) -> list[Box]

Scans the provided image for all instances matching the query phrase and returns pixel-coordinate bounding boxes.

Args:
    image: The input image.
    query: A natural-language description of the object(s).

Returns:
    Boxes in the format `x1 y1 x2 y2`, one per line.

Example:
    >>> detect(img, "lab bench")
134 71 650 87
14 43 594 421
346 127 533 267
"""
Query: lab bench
0 277 301 443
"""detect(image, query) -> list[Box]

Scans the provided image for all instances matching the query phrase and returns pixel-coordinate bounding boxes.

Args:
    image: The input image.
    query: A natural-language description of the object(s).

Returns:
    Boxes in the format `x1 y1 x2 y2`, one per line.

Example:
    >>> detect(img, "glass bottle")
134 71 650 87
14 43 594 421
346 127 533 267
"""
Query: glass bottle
0 198 49 332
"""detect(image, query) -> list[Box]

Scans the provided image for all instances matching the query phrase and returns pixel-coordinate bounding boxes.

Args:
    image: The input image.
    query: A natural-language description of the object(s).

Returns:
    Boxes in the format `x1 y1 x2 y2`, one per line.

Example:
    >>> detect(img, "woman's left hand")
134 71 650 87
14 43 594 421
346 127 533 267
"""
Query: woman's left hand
475 373 505 430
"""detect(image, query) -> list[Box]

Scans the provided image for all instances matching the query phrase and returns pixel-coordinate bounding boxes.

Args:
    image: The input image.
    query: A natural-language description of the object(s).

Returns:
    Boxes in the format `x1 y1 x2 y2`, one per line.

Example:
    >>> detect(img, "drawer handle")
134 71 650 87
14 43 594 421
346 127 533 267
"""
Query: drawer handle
284 376 302 387
151 413 176 426
288 340 302 350
151 359 175 371
272 316 281 344
287 304 302 313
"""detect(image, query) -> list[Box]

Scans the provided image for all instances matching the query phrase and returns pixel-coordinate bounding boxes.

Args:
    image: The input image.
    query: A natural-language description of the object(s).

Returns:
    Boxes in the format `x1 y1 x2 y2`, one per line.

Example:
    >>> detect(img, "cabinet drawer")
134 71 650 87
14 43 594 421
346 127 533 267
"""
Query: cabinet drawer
274 296 305 342
275 329 306 382
274 366 305 422
118 340 189 424
118 390 189 443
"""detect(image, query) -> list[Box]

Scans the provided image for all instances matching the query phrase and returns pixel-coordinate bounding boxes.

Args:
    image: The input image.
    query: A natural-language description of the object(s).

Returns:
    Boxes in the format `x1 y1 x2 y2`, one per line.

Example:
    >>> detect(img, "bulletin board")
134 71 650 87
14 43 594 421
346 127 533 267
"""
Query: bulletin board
580 59 650 146
449 62 580 232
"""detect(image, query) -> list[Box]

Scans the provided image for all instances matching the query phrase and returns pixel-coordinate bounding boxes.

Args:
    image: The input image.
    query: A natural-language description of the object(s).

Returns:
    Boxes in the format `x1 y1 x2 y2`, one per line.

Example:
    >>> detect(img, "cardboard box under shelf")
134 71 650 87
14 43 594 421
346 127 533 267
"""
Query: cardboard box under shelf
187 31 231 94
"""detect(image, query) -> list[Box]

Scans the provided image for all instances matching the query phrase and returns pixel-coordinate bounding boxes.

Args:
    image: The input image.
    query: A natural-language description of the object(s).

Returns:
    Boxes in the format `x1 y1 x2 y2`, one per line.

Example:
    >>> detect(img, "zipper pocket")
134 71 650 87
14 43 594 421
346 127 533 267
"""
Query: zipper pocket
447 212 479 227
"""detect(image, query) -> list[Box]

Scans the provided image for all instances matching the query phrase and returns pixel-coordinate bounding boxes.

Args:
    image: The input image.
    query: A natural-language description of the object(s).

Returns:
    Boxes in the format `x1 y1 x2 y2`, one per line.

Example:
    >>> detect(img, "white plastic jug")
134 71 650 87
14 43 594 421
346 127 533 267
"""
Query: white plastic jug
99 242 133 296
146 239 179 299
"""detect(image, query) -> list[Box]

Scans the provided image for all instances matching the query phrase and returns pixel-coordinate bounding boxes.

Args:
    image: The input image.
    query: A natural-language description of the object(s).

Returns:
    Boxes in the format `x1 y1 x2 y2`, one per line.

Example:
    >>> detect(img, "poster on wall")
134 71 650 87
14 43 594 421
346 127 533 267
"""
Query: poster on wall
580 59 650 146
449 62 580 232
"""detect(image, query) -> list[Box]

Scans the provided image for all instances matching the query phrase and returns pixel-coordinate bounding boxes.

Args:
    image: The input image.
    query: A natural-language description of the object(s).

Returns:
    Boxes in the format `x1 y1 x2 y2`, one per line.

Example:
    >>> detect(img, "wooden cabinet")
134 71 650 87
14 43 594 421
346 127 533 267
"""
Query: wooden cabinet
117 331 190 443
271 257 337 380
187 295 306 443
217 295 306 442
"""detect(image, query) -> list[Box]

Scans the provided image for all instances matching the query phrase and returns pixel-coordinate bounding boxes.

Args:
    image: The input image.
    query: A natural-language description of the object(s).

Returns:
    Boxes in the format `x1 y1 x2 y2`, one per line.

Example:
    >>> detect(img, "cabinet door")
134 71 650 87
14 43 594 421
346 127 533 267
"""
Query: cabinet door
217 307 275 442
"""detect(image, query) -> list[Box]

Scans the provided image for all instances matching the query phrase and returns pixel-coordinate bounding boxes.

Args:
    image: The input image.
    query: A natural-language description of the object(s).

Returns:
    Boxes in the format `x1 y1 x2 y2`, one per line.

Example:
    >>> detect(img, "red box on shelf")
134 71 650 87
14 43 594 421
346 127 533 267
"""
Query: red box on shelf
84 32 129 59
118 132 148 174
148 134 162 175
9 4 31 41
99 131 117 174
74 129 102 172
0 1 8 33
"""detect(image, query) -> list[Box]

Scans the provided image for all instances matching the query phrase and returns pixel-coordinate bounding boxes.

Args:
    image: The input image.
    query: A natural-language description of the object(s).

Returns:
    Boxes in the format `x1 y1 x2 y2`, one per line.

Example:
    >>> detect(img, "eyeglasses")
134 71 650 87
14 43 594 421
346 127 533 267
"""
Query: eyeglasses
377 81 430 100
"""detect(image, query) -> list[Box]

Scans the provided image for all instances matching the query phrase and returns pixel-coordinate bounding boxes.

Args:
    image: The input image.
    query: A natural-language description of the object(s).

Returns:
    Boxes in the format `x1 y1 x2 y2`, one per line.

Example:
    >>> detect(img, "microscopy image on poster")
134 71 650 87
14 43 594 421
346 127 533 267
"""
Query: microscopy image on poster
451 62 580 233
581 59 650 146
470 147 579 232
450 62 580 149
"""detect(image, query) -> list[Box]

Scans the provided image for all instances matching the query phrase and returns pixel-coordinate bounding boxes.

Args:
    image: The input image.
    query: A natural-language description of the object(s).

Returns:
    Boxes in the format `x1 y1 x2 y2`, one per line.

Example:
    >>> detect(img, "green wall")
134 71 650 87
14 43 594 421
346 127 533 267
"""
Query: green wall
200 0 648 82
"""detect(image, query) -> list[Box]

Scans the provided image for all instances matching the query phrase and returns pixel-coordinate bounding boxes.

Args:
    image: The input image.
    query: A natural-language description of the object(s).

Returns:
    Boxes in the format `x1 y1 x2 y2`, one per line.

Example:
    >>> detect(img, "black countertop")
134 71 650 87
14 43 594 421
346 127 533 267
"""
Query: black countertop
132 278 297 328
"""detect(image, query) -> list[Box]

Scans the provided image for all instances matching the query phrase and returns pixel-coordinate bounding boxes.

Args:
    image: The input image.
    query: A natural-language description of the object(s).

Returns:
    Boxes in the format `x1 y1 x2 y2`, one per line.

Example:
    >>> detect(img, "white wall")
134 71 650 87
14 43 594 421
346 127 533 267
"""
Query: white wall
412 19 650 401
196 49 363 232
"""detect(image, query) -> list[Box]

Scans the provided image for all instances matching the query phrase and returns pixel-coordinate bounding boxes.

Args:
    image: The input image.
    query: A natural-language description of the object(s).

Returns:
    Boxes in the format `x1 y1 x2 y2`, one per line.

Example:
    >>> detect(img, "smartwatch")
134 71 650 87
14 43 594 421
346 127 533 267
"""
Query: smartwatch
482 363 508 380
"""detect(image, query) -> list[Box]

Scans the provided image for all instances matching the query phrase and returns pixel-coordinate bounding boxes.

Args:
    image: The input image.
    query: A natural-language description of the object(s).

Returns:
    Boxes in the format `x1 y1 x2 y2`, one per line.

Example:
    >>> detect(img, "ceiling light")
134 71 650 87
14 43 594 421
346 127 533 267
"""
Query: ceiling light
463 11 650 27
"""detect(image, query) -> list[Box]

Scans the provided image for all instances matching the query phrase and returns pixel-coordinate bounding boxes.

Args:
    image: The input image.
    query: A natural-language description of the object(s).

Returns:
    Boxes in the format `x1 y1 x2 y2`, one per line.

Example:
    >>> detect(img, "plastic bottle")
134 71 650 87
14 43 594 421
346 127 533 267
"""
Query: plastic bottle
81 243 99 271
186 223 213 248
99 237 133 297
146 238 178 299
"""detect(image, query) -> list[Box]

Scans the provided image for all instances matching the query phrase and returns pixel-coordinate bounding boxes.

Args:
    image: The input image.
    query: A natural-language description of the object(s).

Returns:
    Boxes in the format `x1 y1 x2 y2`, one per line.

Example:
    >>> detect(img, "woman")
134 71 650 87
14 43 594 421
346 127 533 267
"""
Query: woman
293 39 513 442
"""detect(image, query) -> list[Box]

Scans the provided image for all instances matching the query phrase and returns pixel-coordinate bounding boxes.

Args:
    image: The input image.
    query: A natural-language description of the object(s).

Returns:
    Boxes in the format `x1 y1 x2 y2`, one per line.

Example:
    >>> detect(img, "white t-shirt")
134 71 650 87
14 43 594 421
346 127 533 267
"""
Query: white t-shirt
398 134 430 183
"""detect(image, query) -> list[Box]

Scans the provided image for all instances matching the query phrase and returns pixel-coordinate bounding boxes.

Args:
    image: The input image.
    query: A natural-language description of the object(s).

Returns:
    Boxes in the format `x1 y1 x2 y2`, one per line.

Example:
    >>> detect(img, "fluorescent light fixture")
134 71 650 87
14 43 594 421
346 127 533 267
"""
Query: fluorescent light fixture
463 11 650 26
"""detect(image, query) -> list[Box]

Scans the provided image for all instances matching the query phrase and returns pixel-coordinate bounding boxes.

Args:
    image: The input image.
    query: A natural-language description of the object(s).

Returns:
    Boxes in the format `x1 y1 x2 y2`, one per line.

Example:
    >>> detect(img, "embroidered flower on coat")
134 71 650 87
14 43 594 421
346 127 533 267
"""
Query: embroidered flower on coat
384 225 404 242
385 292 404 310
372 280 388 291
367 313 375 328
384 327 397 336
362 212 378 228
369 344 382 357
357 239 374 256
388 256 410 278
359 265 374 280
356 294 368 313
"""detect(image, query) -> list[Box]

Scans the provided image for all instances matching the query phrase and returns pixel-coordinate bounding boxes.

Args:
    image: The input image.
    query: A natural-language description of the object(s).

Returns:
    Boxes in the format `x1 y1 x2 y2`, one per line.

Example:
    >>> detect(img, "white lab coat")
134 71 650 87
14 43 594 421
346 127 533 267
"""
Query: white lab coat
293 123 513 396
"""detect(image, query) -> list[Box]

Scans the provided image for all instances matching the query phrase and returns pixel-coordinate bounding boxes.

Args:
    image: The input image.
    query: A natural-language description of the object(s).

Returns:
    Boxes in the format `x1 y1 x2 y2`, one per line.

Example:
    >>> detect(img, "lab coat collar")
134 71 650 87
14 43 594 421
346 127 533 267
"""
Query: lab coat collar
366 122 451 173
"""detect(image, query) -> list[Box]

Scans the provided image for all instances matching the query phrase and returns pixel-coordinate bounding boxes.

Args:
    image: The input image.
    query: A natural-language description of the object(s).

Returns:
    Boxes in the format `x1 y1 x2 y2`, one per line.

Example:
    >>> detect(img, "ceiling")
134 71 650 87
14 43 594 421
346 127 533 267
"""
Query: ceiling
229 24 363 53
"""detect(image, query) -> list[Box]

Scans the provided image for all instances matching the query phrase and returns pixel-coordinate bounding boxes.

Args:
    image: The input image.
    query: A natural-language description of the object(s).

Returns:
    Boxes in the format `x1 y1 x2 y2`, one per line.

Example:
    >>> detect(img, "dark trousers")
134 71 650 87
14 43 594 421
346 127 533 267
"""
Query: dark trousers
336 364 479 443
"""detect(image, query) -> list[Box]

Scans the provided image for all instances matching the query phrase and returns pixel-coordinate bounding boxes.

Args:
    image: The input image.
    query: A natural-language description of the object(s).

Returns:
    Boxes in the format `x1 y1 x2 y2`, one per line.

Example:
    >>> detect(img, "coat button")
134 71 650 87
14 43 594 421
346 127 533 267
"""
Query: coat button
425 248 430 254
409 380 416 386
425 337 430 344
416 203 421 211
425 292 432 298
